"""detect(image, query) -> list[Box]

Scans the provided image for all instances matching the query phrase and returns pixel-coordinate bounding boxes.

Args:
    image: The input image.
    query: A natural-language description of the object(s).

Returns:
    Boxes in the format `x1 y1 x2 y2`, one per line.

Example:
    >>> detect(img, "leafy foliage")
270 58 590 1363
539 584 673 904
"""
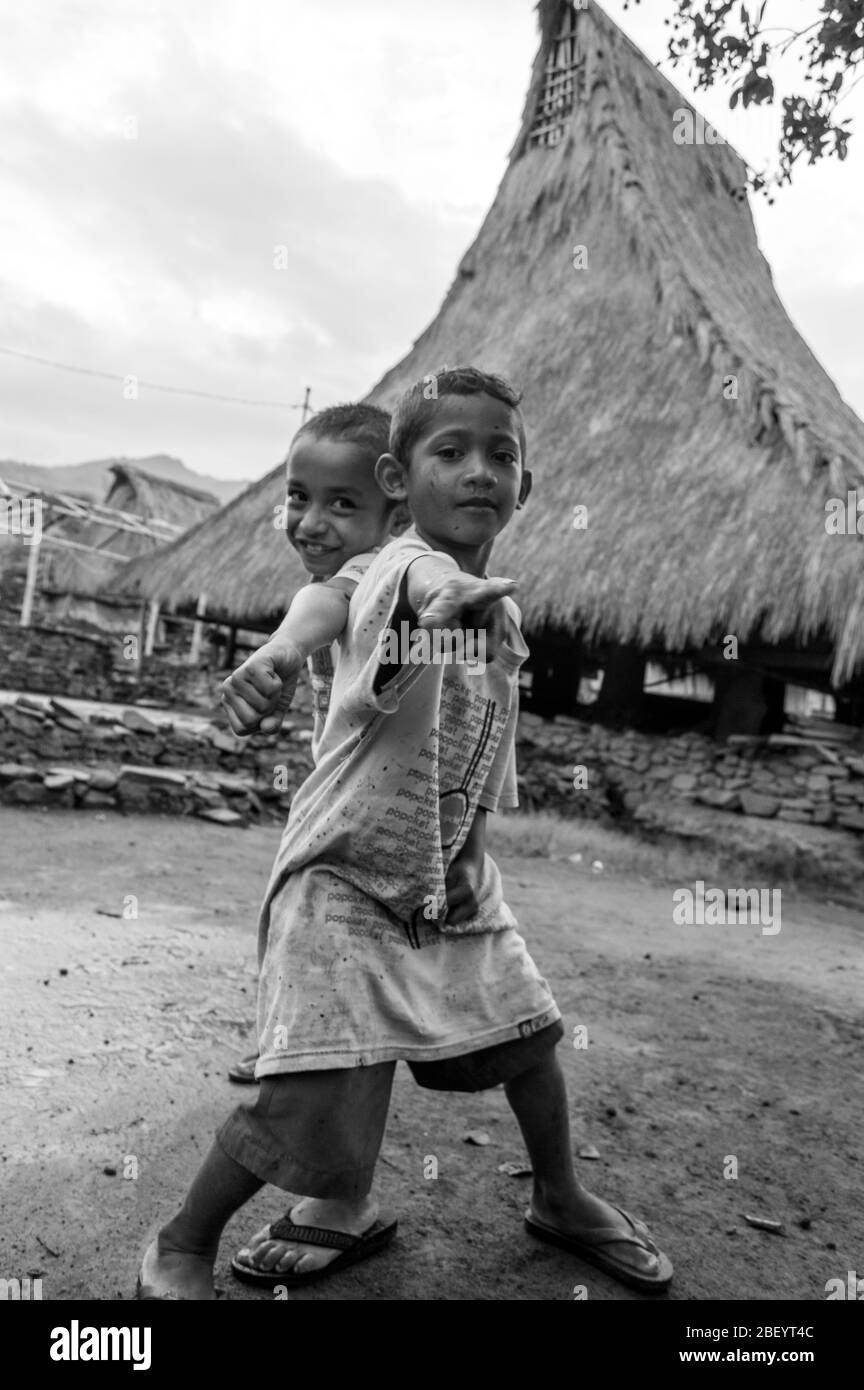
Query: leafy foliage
624 0 864 194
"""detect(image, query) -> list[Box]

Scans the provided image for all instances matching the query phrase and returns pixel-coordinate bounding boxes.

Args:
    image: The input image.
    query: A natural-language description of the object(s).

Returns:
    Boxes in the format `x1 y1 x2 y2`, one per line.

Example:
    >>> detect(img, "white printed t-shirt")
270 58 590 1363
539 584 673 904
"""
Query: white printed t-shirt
255 528 560 1075
306 550 379 759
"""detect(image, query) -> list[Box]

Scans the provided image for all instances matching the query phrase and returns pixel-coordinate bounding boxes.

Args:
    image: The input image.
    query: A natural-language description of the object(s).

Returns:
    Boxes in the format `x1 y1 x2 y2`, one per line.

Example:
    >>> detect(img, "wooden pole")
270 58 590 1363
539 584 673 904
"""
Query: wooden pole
596 643 647 727
188 592 208 664
301 386 311 423
144 600 161 656
136 602 147 671
712 666 786 741
19 535 42 628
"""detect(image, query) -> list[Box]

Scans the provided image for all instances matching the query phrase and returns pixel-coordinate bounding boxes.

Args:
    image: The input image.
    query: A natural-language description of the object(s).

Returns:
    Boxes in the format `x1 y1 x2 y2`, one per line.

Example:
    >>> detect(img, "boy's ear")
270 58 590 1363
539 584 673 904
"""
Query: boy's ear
516 469 533 509
375 452 409 502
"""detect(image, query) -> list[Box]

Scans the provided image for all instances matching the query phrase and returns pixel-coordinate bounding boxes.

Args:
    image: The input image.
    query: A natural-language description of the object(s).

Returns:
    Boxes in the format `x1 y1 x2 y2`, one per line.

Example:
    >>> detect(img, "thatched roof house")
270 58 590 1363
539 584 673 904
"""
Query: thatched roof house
368 0 864 686
41 463 219 626
117 0 864 722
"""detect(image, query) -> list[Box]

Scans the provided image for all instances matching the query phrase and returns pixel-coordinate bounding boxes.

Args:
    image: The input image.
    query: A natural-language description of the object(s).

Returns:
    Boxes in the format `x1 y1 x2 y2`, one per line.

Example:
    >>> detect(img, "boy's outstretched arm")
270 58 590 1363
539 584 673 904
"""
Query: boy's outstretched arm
406 557 517 631
221 584 350 736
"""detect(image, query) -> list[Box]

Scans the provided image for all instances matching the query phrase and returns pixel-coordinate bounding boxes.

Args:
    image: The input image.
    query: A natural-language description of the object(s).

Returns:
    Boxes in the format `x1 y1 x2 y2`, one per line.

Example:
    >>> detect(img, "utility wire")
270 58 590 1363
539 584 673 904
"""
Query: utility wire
0 346 308 411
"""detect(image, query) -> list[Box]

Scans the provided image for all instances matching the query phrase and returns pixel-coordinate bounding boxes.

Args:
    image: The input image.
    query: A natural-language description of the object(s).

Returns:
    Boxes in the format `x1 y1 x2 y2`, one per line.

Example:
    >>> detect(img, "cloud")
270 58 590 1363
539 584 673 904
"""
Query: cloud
0 22 479 476
2 0 863 482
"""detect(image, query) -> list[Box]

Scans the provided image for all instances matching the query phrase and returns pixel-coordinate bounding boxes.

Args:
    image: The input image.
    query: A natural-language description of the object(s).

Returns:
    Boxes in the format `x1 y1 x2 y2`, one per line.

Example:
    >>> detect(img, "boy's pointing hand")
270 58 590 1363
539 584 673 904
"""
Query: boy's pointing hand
220 639 305 737
416 574 517 631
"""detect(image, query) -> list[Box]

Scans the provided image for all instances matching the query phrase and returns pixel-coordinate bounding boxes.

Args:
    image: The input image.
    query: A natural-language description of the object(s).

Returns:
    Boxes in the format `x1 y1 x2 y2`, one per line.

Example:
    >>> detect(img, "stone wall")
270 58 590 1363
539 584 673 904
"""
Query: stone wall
0 623 117 700
0 696 313 825
517 713 864 831
4 690 864 834
0 621 226 709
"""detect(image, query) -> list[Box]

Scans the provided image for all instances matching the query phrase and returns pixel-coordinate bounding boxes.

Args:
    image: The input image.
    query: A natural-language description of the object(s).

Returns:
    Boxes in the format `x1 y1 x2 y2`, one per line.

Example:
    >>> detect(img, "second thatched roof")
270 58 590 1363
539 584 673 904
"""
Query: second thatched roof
41 463 219 599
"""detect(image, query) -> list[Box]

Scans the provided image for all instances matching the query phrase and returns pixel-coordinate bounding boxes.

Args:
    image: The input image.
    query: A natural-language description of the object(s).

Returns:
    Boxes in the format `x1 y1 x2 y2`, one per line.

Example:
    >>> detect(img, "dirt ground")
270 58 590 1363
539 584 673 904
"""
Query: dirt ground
1 805 862 1302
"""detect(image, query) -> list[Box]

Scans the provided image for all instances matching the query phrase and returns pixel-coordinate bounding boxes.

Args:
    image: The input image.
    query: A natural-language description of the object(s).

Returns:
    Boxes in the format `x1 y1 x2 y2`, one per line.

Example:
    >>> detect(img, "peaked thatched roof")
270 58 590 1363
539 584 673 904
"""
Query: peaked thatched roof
41 463 219 598
117 0 864 680
366 0 864 682
108 463 220 521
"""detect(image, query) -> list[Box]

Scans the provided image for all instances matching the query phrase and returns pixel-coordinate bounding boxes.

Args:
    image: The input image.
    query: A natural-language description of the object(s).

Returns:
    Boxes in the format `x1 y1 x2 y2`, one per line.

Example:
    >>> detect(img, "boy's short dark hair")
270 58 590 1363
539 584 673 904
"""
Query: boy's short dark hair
292 402 391 460
389 365 527 466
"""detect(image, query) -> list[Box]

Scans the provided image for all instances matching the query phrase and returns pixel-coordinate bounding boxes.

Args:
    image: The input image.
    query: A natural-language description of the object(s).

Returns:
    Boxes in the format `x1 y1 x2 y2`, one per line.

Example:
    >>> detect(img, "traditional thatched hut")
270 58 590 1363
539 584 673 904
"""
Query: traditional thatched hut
116 0 864 732
40 463 219 629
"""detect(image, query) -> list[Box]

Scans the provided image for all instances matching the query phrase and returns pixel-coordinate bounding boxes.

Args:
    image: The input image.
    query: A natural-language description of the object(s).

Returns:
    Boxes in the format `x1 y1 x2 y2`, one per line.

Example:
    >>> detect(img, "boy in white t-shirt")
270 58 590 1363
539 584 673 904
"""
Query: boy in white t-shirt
138 368 672 1299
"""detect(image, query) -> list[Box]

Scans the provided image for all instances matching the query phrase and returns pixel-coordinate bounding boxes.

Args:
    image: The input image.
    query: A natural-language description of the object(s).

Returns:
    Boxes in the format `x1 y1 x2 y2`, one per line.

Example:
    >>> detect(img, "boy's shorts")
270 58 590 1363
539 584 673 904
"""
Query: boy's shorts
216 1019 564 1199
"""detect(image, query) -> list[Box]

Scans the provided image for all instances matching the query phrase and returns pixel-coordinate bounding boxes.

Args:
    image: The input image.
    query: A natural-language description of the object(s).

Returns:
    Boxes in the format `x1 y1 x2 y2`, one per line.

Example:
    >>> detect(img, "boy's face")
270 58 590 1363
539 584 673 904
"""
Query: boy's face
378 392 530 571
284 435 391 577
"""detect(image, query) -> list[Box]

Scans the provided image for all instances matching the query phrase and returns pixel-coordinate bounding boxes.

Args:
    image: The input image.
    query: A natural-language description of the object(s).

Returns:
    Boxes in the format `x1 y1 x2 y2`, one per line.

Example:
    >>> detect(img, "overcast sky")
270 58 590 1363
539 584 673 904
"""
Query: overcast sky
1 0 862 483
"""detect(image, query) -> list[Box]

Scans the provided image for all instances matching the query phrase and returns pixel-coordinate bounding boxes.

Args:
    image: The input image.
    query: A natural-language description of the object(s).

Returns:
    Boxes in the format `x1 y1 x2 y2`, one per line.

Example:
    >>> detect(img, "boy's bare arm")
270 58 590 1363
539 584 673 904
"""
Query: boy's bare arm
444 807 487 925
221 584 350 736
268 583 350 661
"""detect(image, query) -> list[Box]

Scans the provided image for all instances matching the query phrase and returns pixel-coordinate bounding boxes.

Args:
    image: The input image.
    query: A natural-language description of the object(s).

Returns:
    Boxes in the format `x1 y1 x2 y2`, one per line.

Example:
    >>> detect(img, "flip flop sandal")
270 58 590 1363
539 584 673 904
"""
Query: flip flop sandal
227 1053 260 1084
524 1205 673 1294
230 1208 398 1289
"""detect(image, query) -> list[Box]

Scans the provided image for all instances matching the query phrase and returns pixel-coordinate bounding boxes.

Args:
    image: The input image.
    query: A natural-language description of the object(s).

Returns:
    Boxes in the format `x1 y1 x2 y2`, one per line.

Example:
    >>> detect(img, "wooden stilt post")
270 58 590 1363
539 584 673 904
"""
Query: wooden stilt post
596 643 647 727
529 635 583 717
712 666 786 741
833 679 864 726
224 625 237 669
188 593 208 664
19 535 42 628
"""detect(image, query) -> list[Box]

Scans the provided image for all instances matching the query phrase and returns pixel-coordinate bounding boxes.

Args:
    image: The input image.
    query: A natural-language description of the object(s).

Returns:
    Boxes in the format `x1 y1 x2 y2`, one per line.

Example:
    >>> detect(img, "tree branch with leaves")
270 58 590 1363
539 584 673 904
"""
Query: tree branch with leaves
624 0 864 194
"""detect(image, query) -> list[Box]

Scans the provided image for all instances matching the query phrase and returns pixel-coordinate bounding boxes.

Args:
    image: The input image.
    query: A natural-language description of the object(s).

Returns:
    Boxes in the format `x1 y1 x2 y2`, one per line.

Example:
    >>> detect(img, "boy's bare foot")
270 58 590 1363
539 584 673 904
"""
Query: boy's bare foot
234 1194 379 1278
529 1188 664 1280
137 1233 218 1300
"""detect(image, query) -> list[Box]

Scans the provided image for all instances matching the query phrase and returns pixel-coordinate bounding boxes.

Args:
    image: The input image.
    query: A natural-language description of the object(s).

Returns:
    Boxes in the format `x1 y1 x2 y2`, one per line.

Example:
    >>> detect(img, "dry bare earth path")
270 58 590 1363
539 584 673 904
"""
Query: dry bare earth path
0 806 861 1302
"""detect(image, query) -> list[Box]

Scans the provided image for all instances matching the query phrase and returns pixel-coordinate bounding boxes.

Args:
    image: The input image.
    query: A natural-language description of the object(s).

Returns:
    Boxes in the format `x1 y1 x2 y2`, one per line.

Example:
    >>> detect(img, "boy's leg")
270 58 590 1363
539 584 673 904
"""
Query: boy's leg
140 1063 394 1297
504 1050 661 1280
139 1142 264 1299
140 1148 381 1298
230 1063 395 1280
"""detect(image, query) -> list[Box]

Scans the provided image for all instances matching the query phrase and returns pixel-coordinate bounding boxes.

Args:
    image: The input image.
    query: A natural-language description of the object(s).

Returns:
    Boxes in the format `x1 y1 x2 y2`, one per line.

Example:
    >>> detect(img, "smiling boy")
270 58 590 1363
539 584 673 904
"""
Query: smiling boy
221 402 398 751
138 367 672 1300
219 402 397 1087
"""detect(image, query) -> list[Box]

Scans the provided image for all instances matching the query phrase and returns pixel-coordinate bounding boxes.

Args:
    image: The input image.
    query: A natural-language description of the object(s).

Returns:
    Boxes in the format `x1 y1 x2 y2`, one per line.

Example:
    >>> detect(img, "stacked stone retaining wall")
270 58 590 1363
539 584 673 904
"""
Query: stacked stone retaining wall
3 694 864 833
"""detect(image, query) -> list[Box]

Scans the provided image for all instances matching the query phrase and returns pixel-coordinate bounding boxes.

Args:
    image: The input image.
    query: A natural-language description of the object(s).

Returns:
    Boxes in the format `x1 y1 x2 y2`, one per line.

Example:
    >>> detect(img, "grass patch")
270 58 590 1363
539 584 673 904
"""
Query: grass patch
489 809 861 899
489 811 718 881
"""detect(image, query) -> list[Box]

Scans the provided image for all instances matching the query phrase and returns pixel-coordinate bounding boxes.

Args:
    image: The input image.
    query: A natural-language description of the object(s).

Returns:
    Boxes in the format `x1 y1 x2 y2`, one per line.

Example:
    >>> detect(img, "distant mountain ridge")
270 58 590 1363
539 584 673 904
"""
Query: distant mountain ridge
0 455 246 506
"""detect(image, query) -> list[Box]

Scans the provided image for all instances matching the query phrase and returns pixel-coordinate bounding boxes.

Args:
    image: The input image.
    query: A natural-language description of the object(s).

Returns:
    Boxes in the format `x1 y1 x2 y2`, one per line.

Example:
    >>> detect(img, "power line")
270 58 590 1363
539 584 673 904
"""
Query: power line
0 346 310 411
